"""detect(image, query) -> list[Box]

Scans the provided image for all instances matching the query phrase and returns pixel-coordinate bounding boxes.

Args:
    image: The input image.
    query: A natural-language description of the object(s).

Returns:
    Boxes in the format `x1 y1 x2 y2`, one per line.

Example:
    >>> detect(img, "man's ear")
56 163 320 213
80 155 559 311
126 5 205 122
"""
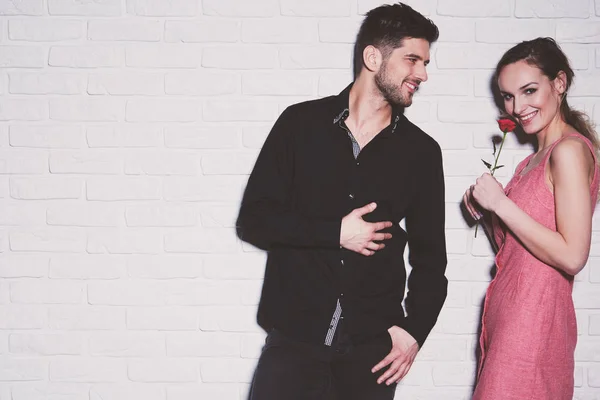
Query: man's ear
363 45 383 73
554 70 567 96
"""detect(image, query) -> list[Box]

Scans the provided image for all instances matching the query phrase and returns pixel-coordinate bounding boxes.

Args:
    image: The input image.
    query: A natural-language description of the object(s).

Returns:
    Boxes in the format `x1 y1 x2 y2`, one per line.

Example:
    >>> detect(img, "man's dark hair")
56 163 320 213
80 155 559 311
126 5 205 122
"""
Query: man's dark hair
353 2 439 78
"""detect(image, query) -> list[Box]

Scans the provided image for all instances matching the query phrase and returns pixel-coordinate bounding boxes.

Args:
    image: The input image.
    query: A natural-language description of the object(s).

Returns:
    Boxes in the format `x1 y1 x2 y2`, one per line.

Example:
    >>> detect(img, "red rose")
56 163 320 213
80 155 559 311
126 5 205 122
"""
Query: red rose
497 118 517 133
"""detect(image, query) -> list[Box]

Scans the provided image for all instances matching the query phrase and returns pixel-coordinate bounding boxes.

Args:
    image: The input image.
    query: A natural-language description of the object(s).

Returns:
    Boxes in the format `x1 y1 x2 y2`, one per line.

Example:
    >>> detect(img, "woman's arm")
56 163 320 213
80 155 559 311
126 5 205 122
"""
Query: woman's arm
473 137 595 275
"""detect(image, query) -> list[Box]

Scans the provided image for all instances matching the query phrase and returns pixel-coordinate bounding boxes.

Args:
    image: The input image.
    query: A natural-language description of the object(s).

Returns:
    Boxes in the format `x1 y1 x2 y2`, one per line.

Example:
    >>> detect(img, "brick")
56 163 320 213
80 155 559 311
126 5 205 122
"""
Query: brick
0 358 46 381
358 0 434 15
126 45 201 68
419 73 471 96
434 19 475 43
49 0 121 16
572 74 600 97
242 19 317 43
9 19 81 41
201 151 257 175
242 72 314 96
432 363 477 386
561 45 590 70
10 177 83 200
0 306 46 329
591 314 600 335
515 0 589 18
164 281 241 306
446 255 495 282
89 333 165 357
317 72 352 97
88 281 164 306
50 151 123 174
10 281 83 304
202 46 278 69
0 151 47 174
87 125 162 148
126 0 197 16
165 20 239 43
167 332 240 357
87 229 162 254
574 285 600 309
165 72 238 96
476 20 556 44
125 152 199 175
202 0 277 16
199 205 238 228
438 100 498 124
164 228 239 253
9 125 83 148
90 385 165 400
575 339 600 361
88 72 163 95
202 254 266 280
167 385 238 400
200 306 261 333
281 0 351 16
49 46 124 68
88 19 161 41
404 101 431 123
242 126 269 149
437 0 510 16
0 0 44 15
125 205 198 227
203 100 278 122
126 255 203 279
127 307 198 330
0 46 44 68
129 360 197 383
165 126 239 149
87 177 161 201
435 44 511 69
280 45 352 69
126 99 201 122
9 72 84 95
50 256 125 279
0 99 47 121
49 98 125 122
241 333 265 359
49 306 126 330
419 338 467 361
318 20 360 43
50 358 125 382
11 385 89 400
200 358 255 383
10 229 86 252
419 123 471 150
10 333 83 355
435 308 481 334
0 255 48 278
163 176 246 202
47 204 123 227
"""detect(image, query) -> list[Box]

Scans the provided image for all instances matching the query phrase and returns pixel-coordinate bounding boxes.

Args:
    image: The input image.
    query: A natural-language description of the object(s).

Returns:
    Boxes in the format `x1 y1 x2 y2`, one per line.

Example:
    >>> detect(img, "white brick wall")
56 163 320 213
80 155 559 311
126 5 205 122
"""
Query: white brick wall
0 1 599 399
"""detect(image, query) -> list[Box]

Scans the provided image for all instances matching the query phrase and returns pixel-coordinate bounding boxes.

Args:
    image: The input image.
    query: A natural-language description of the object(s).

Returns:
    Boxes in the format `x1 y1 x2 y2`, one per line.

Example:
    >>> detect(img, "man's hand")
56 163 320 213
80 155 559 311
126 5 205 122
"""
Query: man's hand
340 202 393 256
372 325 419 385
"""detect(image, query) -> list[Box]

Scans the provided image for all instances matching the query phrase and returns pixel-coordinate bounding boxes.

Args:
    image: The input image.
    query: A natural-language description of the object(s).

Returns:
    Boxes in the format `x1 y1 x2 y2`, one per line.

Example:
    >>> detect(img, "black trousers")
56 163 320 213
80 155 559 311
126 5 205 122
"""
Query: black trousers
249 323 396 400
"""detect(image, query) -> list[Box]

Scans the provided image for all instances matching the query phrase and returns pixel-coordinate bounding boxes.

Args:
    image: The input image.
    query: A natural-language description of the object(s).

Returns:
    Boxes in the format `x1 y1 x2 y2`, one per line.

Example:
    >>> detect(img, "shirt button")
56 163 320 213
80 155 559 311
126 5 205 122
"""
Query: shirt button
340 293 344 297
340 259 344 265
356 162 360 166
348 193 354 199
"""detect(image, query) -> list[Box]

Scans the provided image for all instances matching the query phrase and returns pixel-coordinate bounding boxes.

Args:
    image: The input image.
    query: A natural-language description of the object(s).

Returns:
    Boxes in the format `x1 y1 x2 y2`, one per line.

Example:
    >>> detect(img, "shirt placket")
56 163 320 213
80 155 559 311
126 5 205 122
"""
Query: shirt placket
324 115 360 346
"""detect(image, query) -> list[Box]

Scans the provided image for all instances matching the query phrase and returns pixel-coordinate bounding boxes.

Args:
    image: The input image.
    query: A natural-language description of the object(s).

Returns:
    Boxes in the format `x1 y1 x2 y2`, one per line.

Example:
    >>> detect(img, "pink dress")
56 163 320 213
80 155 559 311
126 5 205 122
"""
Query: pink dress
473 133 599 400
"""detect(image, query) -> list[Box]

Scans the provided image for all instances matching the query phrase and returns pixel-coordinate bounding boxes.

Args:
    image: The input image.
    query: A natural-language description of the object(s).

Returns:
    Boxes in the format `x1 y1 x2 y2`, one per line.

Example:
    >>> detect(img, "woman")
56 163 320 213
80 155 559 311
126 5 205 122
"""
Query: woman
464 37 600 399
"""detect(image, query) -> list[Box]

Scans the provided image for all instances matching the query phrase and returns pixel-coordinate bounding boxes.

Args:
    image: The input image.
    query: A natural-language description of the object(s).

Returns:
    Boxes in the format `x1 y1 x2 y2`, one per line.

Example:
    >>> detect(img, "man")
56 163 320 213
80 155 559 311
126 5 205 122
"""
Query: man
236 3 447 399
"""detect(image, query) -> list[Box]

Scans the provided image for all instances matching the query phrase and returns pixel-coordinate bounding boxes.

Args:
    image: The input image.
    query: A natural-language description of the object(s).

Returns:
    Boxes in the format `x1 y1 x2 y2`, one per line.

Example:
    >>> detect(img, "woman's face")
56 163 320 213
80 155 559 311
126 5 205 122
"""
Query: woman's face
497 60 565 135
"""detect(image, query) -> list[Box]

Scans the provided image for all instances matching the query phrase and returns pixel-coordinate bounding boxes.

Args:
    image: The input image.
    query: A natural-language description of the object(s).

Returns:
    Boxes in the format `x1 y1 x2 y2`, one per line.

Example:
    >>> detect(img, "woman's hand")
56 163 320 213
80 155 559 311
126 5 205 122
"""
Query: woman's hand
463 186 482 222
471 173 506 213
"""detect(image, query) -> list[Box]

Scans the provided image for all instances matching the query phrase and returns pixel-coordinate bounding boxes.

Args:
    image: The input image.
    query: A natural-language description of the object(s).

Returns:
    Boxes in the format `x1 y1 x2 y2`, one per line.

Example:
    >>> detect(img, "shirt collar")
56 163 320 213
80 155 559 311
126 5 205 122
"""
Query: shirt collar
332 83 404 135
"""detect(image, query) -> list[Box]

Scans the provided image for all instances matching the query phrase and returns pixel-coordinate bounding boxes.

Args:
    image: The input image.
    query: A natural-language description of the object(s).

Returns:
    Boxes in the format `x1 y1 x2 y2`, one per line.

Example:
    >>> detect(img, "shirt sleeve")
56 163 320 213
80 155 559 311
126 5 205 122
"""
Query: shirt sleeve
236 107 342 250
401 141 448 348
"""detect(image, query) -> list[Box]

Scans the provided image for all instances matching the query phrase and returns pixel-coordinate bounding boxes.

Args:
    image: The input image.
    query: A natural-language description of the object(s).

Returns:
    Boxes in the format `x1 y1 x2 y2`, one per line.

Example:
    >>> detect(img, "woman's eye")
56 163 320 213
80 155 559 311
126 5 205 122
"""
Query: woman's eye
503 94 513 101
525 88 537 95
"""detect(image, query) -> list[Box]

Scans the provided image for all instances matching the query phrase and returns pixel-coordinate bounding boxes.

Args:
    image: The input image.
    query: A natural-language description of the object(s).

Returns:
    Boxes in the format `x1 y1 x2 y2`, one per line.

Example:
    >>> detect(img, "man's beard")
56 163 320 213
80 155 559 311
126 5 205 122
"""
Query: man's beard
374 63 413 107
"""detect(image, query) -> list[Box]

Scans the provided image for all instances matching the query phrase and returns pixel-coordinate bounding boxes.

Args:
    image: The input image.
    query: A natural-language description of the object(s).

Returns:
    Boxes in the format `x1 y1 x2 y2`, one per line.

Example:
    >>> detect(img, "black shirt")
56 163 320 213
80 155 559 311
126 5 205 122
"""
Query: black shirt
236 84 447 348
